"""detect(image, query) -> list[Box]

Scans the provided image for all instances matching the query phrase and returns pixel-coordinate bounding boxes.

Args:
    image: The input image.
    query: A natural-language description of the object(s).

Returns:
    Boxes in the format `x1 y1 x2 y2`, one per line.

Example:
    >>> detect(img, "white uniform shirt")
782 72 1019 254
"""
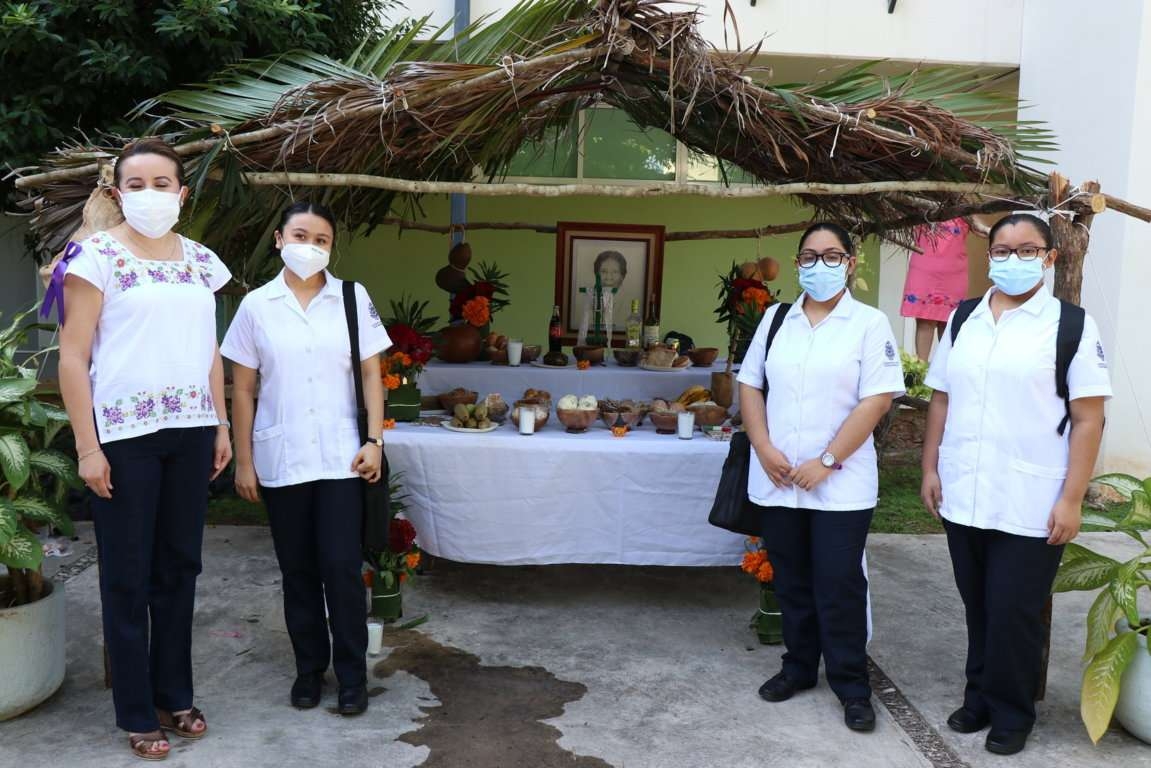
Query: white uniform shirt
220 271 392 488
66 231 231 444
925 286 1112 537
736 292 905 511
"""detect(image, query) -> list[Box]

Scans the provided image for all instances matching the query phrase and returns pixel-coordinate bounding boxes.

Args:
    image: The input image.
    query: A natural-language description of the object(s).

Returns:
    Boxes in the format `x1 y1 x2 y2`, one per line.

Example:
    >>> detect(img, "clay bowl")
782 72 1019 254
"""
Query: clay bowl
648 410 680 434
486 401 510 424
512 400 550 431
689 403 729 428
687 347 719 368
488 347 509 365
556 408 598 433
613 348 641 367
600 409 641 431
438 389 478 411
572 345 606 365
521 345 542 363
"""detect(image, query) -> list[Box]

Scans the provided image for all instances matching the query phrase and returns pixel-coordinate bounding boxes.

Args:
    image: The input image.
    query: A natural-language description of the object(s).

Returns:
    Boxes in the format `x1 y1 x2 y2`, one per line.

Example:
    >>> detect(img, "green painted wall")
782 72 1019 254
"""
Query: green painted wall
334 194 881 350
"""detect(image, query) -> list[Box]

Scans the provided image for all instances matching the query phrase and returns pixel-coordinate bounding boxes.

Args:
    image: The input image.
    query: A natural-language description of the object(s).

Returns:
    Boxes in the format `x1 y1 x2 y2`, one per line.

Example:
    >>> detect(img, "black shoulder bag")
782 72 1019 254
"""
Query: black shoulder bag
708 303 791 536
342 281 392 561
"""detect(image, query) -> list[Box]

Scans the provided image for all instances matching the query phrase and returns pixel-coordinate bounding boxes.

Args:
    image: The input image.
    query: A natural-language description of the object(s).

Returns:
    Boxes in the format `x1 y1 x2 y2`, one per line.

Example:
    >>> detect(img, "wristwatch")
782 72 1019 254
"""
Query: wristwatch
365 436 384 447
820 451 843 470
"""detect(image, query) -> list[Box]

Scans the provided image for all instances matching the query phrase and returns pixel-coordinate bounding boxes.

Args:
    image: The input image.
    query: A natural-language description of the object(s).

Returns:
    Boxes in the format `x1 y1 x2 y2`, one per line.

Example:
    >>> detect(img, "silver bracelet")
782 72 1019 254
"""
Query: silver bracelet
78 447 103 461
217 419 231 429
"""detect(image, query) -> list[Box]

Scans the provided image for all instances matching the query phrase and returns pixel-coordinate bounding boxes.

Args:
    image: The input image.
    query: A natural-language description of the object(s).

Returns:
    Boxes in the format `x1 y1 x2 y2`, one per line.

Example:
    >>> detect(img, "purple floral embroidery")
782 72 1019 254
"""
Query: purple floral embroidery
368 302 380 322
176 268 194 284
147 268 169 283
133 396 156 421
200 391 213 411
117 271 139 291
99 245 119 258
199 271 212 288
193 248 212 264
161 392 183 414
102 405 125 425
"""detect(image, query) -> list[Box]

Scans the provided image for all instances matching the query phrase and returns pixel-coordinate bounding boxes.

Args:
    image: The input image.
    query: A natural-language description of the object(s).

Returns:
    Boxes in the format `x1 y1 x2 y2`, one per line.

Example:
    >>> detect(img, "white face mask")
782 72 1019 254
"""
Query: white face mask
120 189 182 239
280 243 330 279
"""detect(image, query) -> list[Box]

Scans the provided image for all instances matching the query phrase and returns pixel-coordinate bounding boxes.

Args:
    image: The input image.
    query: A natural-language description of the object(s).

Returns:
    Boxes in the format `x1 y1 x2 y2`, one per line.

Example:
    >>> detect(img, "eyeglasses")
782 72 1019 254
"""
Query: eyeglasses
796 249 850 268
988 246 1049 262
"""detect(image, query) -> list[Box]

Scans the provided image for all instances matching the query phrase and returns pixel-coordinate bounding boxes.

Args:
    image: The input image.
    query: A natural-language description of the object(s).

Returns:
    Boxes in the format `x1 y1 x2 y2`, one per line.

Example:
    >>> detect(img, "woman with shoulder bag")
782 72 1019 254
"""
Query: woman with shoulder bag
736 222 904 733
221 201 391 715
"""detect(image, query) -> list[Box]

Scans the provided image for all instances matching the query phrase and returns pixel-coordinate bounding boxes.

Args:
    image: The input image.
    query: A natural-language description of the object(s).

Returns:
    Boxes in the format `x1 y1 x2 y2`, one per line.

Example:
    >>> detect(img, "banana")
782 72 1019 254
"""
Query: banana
676 385 710 406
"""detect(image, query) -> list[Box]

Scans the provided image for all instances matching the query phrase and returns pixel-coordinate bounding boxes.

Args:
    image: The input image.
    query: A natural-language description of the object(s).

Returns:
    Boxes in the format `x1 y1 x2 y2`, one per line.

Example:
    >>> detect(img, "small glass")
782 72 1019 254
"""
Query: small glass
518 407 536 435
507 339 524 366
677 411 695 439
367 621 384 655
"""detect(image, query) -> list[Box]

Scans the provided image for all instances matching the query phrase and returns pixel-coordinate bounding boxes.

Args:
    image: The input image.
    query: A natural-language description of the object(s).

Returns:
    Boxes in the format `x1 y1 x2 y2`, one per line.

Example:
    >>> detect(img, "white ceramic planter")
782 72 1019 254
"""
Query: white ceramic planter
0 580 66 721
1115 618 1151 745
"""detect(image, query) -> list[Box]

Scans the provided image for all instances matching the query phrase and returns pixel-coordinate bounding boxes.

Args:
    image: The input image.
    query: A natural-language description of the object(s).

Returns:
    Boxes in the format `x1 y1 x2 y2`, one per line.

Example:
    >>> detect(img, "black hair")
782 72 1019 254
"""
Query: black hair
276 200 338 245
593 250 628 279
114 138 186 188
798 222 855 255
987 213 1054 249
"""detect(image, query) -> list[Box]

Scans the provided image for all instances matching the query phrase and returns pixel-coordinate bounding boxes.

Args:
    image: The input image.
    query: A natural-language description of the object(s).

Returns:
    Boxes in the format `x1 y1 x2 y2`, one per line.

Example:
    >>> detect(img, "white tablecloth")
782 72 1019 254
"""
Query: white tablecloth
383 420 745 566
417 359 734 403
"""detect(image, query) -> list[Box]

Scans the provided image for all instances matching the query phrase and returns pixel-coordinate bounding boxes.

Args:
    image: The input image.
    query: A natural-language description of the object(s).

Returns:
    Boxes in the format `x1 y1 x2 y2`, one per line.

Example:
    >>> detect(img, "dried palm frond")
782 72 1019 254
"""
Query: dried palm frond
15 0 1087 277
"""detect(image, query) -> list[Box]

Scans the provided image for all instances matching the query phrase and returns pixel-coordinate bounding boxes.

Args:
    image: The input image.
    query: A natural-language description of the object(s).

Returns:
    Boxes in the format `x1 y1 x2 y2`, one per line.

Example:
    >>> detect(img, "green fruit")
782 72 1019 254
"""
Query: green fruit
474 404 489 420
453 404 470 421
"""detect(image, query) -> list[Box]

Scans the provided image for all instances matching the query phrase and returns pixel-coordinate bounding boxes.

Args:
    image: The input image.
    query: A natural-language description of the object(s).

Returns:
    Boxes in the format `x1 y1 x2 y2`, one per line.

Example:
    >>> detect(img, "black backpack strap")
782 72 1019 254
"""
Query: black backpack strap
1055 300 1086 436
949 297 982 345
760 302 791 399
342 280 369 443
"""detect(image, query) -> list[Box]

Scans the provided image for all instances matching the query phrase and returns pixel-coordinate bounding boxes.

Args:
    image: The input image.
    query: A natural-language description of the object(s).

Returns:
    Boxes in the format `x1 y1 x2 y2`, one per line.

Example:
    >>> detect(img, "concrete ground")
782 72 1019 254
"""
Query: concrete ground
0 525 1145 768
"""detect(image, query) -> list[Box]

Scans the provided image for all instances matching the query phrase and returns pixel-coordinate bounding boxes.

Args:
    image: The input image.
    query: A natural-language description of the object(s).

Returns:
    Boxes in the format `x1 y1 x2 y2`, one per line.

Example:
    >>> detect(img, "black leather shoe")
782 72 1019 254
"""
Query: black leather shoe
947 706 990 734
758 671 815 703
290 673 324 709
985 728 1029 755
338 685 369 716
843 698 876 732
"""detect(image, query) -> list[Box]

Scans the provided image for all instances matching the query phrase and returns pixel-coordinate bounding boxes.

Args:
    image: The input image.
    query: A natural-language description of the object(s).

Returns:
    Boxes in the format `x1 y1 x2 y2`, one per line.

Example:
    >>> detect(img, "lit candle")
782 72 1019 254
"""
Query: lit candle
677 411 695 439
367 621 383 655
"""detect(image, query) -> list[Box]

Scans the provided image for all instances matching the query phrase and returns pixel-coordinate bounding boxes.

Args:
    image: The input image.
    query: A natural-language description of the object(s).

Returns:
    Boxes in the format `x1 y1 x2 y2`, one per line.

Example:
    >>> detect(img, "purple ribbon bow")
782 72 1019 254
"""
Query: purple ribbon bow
40 241 82 325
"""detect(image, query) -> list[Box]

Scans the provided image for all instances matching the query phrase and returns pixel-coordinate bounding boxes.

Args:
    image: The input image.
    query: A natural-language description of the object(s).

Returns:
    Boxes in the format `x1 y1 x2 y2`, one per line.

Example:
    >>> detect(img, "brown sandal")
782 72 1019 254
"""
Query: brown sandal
157 706 208 740
129 731 170 761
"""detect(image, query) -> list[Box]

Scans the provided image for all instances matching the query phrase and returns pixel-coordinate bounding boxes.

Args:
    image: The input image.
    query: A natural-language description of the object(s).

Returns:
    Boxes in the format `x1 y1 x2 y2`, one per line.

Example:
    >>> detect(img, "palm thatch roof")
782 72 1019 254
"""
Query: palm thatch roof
12 0 1148 281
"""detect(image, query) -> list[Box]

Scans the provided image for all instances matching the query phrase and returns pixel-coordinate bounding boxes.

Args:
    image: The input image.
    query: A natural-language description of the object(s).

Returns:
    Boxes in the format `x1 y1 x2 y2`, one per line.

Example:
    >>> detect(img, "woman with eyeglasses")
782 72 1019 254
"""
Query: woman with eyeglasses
737 222 904 733
920 213 1110 755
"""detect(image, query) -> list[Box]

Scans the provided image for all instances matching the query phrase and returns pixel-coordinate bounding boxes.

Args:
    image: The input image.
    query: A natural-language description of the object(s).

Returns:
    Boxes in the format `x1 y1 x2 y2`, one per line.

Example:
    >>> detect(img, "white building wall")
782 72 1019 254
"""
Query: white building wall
1018 0 1151 475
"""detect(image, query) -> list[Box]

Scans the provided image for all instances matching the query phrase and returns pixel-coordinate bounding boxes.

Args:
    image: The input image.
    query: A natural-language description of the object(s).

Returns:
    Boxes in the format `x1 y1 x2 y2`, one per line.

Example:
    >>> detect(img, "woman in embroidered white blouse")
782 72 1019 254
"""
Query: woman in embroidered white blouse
57 139 232 760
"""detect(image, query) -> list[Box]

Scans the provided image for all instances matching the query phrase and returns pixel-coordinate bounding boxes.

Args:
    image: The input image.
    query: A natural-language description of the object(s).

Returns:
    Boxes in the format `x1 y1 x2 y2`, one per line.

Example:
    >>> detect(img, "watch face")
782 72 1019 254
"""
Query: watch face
821 453 835 468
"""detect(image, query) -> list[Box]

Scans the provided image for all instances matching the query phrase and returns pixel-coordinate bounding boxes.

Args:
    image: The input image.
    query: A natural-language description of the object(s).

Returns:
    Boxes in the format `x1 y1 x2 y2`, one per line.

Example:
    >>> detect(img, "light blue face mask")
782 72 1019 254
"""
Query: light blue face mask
799 261 848 302
988 254 1046 296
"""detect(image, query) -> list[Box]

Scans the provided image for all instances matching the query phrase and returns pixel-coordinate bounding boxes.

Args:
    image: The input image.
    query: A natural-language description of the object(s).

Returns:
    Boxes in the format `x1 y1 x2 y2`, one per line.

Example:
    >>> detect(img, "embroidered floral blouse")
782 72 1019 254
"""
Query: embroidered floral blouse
66 231 231 444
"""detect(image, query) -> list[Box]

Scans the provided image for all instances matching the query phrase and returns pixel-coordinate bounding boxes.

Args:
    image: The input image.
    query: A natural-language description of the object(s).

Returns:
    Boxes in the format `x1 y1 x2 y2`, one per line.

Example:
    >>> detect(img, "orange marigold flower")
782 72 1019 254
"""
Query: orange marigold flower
462 296 491 327
741 550 767 575
383 374 402 390
405 552 421 569
756 560 774 583
381 418 397 430
400 352 412 367
742 287 770 310
577 360 591 371
399 572 408 584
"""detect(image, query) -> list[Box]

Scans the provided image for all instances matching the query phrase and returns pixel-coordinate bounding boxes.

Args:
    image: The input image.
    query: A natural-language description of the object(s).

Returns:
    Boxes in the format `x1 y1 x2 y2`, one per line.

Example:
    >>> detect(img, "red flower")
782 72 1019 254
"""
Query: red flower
729 277 767 309
386 323 434 365
389 517 418 553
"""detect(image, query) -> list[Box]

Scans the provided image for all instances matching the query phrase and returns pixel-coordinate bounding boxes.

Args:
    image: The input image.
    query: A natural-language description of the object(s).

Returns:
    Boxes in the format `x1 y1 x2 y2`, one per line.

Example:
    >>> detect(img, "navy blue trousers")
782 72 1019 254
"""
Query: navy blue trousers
262 479 367 688
943 519 1064 732
92 426 214 733
757 505 874 701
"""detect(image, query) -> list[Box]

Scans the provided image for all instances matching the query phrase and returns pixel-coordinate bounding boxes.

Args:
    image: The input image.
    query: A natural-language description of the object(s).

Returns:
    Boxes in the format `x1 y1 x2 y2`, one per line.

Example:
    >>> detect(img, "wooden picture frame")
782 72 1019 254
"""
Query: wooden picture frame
554 222 665 347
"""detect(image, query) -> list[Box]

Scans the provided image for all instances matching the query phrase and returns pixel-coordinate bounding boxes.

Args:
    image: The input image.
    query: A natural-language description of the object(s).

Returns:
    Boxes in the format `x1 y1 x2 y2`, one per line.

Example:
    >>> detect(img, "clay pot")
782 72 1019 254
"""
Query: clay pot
687 347 719 367
572 346 605 365
449 241 473 269
710 372 734 408
759 256 780 282
437 324 482 363
435 265 471 294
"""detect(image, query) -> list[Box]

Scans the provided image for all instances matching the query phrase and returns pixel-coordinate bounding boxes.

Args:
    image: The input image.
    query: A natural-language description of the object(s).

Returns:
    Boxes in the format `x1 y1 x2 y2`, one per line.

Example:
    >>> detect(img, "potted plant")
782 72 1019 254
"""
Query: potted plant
368 473 421 621
0 308 81 720
382 295 437 422
1053 473 1151 744
742 537 781 645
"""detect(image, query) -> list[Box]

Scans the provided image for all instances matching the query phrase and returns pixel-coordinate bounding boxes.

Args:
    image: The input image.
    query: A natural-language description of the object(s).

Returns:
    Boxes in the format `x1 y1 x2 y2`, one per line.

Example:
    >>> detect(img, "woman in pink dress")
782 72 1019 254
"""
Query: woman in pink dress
901 218 970 360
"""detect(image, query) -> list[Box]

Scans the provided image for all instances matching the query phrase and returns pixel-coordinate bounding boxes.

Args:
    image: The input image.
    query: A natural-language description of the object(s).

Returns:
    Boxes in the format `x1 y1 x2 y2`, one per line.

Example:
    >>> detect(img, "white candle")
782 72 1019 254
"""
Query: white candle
518 407 536 435
367 621 384 655
677 411 695 439
507 339 524 366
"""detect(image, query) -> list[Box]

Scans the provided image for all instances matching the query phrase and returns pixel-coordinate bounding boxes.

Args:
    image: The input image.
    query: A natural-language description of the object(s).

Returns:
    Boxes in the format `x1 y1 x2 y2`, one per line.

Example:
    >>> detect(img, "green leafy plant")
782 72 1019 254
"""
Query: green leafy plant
715 262 778 357
1053 473 1151 744
384 293 440 334
374 473 420 590
899 350 932 400
0 307 81 608
468 261 512 318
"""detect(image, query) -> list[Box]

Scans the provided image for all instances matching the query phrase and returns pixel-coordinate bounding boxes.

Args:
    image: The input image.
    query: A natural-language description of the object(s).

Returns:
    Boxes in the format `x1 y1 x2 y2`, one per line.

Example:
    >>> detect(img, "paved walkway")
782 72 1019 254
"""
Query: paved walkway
0 526 1144 767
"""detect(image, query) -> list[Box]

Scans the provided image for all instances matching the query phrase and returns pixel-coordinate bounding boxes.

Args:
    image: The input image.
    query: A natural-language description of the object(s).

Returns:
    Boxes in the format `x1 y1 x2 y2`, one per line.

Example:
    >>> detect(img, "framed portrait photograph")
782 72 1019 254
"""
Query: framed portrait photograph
554 222 665 346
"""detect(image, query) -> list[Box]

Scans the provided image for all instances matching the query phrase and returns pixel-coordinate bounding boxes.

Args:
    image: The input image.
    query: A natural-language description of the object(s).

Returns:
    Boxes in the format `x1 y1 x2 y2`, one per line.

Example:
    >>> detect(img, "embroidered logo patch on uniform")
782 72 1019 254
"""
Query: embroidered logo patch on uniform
1096 341 1107 366
885 341 895 361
